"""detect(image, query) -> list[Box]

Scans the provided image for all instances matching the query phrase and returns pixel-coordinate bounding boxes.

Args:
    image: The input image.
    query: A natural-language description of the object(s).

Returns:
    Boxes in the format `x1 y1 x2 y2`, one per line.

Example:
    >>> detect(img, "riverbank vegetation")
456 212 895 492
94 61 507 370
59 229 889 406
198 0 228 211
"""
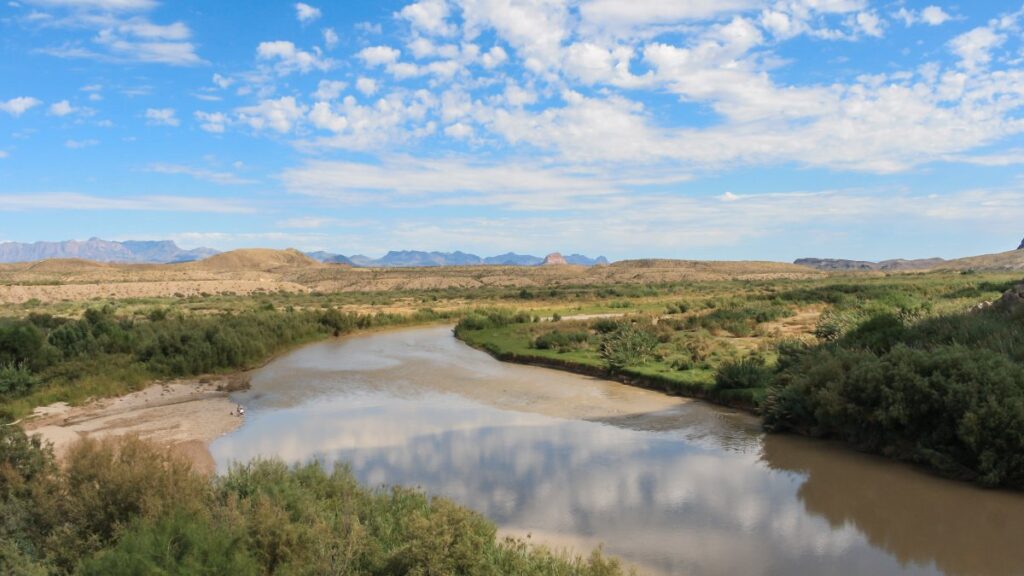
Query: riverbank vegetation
0 426 624 575
453 272 1024 488
763 300 1024 488
0 303 454 421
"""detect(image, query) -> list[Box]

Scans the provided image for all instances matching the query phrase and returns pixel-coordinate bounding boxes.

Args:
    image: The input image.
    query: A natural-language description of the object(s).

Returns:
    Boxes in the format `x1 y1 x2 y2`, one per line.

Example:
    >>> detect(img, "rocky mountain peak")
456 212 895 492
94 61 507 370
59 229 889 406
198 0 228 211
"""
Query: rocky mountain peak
542 252 568 266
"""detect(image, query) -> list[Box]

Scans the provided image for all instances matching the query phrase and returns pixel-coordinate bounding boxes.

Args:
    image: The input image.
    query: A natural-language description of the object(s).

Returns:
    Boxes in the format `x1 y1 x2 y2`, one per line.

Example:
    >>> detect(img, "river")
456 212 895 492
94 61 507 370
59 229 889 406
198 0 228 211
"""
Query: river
210 325 1024 576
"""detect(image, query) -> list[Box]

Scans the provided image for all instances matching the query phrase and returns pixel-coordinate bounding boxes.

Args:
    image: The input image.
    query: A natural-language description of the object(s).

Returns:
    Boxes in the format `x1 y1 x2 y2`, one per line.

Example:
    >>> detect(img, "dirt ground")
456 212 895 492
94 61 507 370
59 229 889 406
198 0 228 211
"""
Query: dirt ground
22 378 245 474
0 249 823 304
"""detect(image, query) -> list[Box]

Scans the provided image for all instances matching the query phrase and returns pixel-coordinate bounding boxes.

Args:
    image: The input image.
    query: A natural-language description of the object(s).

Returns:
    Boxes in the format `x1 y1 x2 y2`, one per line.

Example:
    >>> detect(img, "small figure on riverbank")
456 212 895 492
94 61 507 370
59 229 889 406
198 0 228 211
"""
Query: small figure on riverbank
235 404 245 417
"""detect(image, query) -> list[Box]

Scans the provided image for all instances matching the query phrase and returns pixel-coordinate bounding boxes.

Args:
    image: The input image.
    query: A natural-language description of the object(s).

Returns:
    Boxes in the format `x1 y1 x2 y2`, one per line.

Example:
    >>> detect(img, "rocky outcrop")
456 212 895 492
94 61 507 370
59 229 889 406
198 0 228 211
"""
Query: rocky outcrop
996 282 1024 310
1018 237 1024 250
542 252 568 266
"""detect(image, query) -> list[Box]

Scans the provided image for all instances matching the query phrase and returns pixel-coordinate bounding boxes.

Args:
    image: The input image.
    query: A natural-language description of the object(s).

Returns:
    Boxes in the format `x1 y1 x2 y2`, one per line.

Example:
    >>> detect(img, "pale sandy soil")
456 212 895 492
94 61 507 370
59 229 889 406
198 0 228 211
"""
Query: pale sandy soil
23 378 245 474
0 249 823 304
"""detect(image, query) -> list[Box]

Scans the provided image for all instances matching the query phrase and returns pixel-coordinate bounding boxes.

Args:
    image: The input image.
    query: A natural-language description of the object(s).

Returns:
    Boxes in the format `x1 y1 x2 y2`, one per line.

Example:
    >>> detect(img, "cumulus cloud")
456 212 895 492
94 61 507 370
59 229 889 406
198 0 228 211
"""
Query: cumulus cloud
144 107 179 126
0 96 42 116
236 97 307 133
48 100 75 116
895 6 953 27
257 40 333 74
195 111 228 133
294 2 321 23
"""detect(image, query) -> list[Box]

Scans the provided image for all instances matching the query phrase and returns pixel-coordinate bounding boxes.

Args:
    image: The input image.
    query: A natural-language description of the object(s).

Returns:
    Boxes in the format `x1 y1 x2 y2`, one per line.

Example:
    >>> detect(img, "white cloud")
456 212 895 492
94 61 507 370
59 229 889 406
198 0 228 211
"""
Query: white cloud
26 1 202 66
480 45 507 68
257 40 333 74
920 5 952 26
236 97 307 133
300 91 438 150
146 162 257 185
144 107 179 126
0 192 254 213
949 26 1005 71
854 11 884 38
0 151 8 159
22 0 156 10
356 77 378 96
195 111 228 133
579 0 761 36
312 79 347 101
64 138 99 148
294 2 321 23
0 96 41 116
48 99 75 116
212 73 233 89
398 0 454 36
323 27 339 48
444 122 473 138
895 6 952 27
358 45 401 66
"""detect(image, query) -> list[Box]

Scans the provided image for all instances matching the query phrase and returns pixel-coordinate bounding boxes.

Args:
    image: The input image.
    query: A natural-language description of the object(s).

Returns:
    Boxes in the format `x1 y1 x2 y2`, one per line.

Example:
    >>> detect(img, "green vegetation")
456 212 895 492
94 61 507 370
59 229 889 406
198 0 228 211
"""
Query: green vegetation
454 272 1022 420
0 304 454 420
763 302 1024 488
0 426 625 575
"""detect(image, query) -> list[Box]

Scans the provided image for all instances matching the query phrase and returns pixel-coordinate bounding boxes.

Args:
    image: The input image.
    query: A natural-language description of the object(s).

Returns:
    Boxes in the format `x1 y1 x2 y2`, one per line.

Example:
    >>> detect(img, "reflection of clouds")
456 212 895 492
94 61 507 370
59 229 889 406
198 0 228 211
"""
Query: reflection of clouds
213 391 931 576
210 326 1012 576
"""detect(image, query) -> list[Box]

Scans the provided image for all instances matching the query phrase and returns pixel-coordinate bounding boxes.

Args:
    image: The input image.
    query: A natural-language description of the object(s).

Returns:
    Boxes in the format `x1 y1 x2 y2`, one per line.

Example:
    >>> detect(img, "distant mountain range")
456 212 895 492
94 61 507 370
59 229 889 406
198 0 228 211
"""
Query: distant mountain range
0 238 218 264
797 238 1024 271
794 257 947 271
305 250 610 267
0 239 610 268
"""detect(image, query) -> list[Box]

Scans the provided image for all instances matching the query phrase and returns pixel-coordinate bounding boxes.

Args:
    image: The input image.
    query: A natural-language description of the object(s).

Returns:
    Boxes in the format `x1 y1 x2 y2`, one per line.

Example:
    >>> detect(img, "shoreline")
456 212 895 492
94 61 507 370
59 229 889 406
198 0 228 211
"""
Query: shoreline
455 333 762 415
23 377 247 474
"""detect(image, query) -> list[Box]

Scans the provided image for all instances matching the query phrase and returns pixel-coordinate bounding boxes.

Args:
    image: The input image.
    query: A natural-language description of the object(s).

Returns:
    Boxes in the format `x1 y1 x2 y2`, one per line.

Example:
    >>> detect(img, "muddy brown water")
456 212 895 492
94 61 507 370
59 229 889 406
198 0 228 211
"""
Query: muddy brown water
210 326 1024 576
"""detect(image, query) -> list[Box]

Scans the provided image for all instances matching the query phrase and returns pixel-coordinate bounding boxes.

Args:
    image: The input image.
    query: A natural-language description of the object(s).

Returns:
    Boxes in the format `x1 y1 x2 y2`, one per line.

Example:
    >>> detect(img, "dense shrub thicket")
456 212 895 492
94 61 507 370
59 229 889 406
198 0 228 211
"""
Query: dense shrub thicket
0 427 624 575
763 303 1024 488
0 305 451 419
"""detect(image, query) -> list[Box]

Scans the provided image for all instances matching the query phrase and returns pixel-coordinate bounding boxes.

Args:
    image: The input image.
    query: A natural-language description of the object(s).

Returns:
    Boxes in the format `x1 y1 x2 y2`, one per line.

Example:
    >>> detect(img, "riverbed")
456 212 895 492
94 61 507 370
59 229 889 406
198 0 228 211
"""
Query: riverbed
210 325 1024 576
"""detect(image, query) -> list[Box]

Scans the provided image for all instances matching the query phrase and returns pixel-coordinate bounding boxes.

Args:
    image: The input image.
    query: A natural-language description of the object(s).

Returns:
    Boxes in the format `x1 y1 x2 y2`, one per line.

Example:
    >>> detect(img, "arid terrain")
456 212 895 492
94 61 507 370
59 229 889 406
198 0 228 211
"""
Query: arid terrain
0 248 824 304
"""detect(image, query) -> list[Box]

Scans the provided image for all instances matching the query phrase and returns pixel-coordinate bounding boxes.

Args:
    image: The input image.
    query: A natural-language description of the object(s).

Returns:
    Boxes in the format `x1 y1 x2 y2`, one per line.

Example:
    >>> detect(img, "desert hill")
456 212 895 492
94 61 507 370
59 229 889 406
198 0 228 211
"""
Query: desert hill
0 248 823 304
191 249 321 272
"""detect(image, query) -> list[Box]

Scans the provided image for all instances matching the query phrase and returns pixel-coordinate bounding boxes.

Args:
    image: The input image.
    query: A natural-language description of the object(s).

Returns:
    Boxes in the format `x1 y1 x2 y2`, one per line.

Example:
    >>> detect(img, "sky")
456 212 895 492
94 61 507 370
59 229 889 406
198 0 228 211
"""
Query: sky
1 0 1024 262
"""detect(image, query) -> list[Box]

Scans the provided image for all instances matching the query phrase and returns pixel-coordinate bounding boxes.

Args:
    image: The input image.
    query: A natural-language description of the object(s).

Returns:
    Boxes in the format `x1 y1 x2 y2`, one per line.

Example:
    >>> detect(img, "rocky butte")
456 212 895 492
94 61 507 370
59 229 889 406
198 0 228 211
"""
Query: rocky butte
542 252 569 266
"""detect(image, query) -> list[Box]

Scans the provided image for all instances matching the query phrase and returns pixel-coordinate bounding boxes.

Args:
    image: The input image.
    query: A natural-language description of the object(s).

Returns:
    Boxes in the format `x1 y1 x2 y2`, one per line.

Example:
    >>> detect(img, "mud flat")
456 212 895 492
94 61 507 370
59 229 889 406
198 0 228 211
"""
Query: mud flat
23 378 246 474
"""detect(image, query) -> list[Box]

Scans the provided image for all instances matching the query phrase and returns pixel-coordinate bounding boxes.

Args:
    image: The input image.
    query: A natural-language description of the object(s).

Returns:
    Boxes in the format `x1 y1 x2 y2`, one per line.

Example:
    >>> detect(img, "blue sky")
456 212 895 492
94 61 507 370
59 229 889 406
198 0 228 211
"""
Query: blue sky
1 0 1023 261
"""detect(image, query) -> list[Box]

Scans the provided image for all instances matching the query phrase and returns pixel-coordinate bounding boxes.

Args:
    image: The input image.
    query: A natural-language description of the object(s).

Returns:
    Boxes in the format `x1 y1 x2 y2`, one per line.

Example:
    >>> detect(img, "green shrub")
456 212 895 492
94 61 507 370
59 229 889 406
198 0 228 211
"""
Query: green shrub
0 364 38 398
599 324 659 371
764 305 1024 488
533 331 590 352
714 357 773 391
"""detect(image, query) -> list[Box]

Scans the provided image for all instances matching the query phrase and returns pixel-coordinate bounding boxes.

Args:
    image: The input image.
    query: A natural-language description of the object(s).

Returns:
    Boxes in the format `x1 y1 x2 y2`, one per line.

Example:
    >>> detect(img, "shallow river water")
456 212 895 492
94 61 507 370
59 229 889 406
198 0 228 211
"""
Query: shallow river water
210 325 1024 576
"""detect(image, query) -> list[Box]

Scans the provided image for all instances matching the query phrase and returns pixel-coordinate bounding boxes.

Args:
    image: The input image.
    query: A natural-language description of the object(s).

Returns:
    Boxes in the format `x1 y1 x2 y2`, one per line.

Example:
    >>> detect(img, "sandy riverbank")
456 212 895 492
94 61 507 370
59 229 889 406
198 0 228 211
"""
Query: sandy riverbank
23 377 246 474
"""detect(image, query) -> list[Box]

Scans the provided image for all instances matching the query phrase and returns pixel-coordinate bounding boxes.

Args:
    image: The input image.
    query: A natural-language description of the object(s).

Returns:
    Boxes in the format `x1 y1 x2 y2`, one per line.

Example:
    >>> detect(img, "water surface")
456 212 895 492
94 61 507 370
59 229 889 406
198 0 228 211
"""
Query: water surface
211 326 1024 576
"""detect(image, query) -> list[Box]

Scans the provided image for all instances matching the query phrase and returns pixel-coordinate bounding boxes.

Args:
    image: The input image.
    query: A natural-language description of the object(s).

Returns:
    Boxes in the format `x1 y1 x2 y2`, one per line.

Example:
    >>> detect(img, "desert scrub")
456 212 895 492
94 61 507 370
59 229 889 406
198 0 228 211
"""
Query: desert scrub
0 427 627 576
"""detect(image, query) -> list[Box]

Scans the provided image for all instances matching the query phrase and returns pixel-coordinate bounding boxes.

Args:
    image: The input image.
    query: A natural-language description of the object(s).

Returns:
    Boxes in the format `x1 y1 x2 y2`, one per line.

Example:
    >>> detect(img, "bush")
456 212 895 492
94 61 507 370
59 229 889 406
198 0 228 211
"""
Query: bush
599 324 658 371
0 364 38 398
764 305 1024 488
0 430 626 575
533 331 590 352
714 357 773 391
